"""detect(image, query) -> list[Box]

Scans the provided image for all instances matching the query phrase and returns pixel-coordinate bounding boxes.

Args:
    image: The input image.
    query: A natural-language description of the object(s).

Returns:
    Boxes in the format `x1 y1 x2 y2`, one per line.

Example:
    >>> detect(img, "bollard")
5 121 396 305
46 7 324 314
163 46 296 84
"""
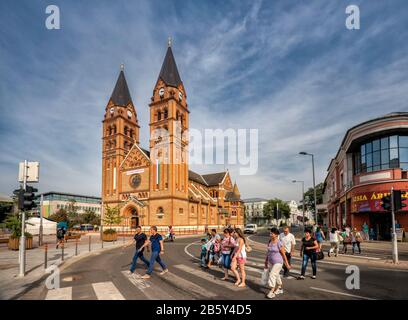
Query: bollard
101 237 104 249
75 238 78 256
61 242 64 261
89 235 91 252
123 227 125 244
44 244 48 270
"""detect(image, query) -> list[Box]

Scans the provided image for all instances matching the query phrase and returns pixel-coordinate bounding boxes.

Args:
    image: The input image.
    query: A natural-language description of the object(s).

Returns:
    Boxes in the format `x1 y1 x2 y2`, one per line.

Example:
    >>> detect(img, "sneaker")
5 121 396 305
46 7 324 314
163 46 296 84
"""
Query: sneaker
159 269 169 275
141 274 151 279
297 275 305 280
328 251 331 257
275 288 284 295
311 276 316 279
266 290 276 299
127 270 133 275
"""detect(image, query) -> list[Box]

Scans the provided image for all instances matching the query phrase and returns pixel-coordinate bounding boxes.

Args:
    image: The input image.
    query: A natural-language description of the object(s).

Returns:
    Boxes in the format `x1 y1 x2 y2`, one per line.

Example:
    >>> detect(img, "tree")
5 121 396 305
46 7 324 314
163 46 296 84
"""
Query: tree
49 208 68 223
0 212 33 239
82 209 100 226
303 182 324 212
263 198 291 221
102 205 122 234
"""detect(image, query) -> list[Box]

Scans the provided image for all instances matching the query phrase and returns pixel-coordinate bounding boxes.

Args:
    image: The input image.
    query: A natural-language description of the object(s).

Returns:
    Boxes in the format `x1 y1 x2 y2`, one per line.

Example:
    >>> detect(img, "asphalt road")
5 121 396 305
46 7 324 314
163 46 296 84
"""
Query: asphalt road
19 233 408 300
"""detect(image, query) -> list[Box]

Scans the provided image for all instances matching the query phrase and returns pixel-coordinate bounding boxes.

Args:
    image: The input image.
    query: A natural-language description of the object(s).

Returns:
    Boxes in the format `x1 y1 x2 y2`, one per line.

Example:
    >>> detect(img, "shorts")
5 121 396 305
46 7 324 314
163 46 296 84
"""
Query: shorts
236 257 246 264
222 253 232 269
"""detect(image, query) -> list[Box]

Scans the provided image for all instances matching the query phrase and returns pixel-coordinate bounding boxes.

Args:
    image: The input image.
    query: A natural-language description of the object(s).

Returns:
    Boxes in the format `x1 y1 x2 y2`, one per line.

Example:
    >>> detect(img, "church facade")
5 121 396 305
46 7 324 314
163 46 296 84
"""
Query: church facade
101 43 244 231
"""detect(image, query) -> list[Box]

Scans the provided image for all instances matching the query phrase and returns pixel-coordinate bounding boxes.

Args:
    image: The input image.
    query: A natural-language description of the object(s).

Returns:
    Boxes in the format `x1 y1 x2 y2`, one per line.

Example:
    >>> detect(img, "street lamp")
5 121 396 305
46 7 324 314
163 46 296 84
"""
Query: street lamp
292 180 305 227
299 151 317 225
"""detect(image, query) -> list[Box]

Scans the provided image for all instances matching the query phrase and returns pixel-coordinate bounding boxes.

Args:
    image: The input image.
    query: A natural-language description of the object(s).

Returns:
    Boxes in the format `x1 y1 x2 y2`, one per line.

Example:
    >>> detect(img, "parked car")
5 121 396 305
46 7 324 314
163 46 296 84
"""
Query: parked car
244 224 258 234
80 224 94 231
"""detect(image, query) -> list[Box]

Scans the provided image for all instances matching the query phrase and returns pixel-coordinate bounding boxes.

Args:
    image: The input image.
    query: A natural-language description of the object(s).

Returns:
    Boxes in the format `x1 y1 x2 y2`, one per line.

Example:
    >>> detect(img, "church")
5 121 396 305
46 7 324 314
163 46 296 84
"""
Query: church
101 41 244 232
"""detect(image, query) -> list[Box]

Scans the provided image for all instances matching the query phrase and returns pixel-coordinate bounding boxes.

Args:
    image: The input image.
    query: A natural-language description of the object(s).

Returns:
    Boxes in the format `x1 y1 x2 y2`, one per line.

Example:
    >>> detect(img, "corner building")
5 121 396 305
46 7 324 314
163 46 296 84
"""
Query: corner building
102 43 244 232
323 113 408 240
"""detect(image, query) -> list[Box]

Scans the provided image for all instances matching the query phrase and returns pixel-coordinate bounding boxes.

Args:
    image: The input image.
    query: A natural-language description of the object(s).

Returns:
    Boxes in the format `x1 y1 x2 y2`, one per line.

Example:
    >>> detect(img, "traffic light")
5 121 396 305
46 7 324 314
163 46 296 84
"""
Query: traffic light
393 190 407 211
381 195 391 211
13 187 24 210
23 185 38 211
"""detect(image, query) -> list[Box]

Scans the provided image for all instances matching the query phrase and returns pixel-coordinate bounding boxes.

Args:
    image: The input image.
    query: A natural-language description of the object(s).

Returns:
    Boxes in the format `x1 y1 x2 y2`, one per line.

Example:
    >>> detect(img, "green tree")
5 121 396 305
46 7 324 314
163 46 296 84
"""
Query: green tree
303 182 324 212
49 209 69 223
82 209 101 226
0 212 33 238
103 205 122 234
263 198 291 220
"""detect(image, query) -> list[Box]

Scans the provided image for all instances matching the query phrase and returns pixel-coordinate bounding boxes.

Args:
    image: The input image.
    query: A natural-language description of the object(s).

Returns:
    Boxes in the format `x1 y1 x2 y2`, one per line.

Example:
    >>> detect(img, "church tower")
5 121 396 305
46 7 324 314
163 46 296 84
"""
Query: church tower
102 66 140 206
148 39 190 226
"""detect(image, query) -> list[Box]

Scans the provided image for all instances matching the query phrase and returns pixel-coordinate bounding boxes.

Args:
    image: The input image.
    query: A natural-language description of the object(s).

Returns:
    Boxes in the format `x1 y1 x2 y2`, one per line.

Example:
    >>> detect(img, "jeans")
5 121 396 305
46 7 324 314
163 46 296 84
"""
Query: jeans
301 253 317 276
282 252 291 276
222 253 232 269
352 241 361 254
200 252 207 267
130 250 150 273
147 250 167 275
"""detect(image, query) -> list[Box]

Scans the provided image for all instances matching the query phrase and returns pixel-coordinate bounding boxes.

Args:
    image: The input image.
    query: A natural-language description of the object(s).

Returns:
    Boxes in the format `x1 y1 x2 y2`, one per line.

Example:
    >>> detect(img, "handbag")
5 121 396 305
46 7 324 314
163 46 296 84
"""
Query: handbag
338 234 344 242
316 249 324 260
260 268 269 286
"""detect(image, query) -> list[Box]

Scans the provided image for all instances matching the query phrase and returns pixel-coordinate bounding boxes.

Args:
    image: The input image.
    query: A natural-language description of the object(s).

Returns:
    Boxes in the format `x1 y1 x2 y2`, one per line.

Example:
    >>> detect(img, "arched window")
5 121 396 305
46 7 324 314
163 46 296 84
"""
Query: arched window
191 206 194 213
157 207 164 219
113 125 117 134
130 130 133 138
158 110 162 121
176 111 180 121
124 126 128 136
124 141 128 150
164 108 168 119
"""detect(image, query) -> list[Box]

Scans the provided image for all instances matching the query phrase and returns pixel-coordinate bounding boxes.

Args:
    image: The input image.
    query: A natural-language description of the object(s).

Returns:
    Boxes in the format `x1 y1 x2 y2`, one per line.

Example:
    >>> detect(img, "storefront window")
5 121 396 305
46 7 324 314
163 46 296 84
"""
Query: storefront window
354 134 408 174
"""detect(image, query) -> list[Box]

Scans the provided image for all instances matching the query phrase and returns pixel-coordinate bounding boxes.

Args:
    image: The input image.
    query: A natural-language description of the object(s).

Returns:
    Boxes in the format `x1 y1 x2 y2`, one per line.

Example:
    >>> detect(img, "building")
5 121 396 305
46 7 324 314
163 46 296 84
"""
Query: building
243 198 268 225
101 42 244 231
323 113 408 240
35 192 102 218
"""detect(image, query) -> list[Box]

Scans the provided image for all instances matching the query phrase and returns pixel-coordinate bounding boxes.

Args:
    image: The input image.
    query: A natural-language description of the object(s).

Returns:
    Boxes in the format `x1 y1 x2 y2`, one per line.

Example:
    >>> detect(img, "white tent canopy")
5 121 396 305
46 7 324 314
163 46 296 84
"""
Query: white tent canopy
26 217 57 236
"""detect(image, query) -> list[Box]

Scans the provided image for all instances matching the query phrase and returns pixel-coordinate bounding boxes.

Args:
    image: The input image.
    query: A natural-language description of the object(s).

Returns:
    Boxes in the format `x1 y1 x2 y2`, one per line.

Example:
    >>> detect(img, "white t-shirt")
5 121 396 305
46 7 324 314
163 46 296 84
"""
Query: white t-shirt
279 232 296 253
329 231 339 242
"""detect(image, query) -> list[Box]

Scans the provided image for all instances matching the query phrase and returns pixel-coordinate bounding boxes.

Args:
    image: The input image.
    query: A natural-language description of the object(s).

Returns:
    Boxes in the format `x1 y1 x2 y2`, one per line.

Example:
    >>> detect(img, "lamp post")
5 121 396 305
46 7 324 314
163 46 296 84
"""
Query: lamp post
292 180 305 227
299 152 317 225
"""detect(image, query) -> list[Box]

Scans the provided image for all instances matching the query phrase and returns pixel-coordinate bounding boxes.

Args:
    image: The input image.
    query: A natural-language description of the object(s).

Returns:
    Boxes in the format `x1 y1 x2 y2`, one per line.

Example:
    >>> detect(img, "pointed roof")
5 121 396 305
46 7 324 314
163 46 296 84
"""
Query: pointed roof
110 69 132 106
158 45 182 88
233 182 240 196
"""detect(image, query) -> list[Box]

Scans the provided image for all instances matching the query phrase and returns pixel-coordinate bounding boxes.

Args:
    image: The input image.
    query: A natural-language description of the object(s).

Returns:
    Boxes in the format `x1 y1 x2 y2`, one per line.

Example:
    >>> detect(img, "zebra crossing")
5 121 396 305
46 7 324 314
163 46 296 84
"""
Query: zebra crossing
43 255 317 300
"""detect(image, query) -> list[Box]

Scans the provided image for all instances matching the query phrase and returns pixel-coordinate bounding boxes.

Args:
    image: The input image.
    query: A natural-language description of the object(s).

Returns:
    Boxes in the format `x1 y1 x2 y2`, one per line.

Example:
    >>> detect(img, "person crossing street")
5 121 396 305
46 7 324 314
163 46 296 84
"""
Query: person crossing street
125 226 150 274
279 226 296 277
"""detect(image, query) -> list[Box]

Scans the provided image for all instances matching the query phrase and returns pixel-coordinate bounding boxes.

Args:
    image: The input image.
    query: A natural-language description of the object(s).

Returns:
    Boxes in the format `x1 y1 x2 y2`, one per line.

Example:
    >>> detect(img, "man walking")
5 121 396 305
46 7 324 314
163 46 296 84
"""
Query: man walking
279 226 295 277
126 226 150 274
140 226 168 279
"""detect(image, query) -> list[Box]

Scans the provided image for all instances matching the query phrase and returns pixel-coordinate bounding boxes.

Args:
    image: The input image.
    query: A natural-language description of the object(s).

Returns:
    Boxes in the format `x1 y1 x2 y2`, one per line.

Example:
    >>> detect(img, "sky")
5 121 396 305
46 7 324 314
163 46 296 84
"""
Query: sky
1 0 408 202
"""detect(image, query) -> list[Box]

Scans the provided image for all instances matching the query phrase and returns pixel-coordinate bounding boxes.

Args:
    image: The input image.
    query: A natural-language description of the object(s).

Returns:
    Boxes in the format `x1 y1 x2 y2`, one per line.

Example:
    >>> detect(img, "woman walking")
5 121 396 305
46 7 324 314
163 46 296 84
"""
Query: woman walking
314 226 325 250
298 228 319 280
231 228 247 288
264 227 291 299
328 227 340 257
220 228 236 281
351 227 362 254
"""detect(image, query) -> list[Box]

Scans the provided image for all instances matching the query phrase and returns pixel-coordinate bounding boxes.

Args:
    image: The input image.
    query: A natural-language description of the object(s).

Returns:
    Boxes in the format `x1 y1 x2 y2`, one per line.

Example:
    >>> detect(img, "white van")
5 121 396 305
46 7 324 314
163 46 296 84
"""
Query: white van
244 224 258 234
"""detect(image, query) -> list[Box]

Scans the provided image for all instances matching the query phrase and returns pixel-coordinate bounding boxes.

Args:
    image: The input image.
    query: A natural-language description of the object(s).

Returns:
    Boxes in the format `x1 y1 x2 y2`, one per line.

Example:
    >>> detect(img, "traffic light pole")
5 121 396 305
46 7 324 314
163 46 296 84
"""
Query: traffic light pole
391 188 399 264
19 160 27 277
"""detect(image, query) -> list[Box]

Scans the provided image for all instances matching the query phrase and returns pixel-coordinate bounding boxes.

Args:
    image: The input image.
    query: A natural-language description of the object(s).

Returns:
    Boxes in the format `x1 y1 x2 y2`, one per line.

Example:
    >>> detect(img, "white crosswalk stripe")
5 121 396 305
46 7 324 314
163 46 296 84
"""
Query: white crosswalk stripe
162 271 218 298
45 287 72 300
92 282 125 300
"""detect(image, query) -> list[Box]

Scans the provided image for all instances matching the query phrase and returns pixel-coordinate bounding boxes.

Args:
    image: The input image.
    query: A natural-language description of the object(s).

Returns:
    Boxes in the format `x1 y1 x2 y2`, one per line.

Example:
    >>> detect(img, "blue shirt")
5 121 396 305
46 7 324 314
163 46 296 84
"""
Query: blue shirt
150 234 163 252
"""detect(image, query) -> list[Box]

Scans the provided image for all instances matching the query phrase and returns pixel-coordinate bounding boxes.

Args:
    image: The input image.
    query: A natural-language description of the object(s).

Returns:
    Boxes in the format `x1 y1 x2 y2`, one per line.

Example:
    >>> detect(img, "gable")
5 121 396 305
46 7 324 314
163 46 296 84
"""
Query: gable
121 144 151 170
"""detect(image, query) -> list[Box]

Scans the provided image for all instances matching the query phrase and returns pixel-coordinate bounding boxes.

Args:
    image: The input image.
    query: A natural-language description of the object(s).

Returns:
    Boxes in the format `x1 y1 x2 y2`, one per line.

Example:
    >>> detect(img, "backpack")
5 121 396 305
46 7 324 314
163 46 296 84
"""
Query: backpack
57 228 64 238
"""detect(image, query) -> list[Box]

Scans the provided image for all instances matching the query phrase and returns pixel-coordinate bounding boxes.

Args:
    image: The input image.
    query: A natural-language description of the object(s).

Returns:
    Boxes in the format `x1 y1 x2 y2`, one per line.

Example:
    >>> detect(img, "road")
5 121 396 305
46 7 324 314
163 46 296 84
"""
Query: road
20 234 408 300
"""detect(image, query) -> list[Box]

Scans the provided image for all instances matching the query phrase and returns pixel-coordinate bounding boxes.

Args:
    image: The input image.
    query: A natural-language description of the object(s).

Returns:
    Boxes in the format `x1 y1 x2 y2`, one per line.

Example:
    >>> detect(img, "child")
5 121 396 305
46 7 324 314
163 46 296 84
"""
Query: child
200 238 208 267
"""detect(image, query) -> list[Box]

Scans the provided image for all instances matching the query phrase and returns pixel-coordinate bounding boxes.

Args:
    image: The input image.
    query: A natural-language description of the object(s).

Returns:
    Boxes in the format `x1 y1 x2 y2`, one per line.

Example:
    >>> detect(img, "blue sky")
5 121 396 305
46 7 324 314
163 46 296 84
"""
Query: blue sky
1 0 408 202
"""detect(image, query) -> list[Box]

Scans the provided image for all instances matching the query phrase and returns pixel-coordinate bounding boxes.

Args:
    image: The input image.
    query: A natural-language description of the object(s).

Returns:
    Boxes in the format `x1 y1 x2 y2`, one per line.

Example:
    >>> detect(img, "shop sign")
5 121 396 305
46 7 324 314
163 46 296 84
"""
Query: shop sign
352 191 408 212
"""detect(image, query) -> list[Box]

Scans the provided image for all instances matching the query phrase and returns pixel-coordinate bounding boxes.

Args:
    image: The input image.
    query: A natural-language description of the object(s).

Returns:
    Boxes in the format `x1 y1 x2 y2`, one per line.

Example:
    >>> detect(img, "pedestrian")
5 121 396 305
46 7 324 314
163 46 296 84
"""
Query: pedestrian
279 226 296 277
328 227 340 257
341 228 351 254
314 226 326 250
200 238 208 267
220 228 236 281
207 229 221 268
231 228 247 288
56 225 66 249
168 225 175 241
126 226 150 274
298 228 319 280
139 226 169 279
264 227 291 299
362 222 369 240
351 227 362 254
369 227 376 240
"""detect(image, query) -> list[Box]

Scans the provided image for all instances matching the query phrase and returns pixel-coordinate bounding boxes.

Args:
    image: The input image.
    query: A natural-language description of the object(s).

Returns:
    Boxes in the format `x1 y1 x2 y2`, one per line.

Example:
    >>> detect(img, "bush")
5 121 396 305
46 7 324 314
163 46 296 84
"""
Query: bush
10 232 32 239
103 228 117 235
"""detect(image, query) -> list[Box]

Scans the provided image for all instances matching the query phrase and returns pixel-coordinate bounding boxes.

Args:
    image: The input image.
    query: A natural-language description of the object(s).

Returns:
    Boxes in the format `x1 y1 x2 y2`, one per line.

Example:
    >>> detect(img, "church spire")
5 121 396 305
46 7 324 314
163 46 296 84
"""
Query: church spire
158 40 182 88
110 65 132 106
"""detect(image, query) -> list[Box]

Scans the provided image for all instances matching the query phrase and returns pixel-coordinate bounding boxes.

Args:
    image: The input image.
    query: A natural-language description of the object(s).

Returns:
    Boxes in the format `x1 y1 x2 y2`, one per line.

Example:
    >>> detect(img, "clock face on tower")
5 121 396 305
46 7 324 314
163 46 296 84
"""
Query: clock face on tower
130 174 141 188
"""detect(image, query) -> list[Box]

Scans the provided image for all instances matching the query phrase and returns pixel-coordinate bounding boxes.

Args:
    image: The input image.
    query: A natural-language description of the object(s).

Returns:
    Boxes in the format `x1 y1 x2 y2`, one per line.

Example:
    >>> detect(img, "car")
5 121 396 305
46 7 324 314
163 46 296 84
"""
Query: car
80 224 94 231
244 224 258 234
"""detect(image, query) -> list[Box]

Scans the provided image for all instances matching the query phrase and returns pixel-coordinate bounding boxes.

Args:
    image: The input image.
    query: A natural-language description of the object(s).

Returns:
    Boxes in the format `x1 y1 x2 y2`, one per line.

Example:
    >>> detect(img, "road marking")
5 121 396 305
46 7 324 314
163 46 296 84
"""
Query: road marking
339 254 380 260
45 287 72 300
162 271 218 298
310 287 376 300
121 271 150 289
92 282 125 300
184 241 201 261
173 264 242 291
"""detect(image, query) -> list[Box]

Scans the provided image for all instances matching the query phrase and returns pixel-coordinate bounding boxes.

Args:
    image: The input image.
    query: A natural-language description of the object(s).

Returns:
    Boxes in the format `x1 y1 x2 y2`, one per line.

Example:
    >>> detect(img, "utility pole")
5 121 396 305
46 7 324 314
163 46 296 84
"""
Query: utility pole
391 188 399 264
19 160 28 277
39 194 44 246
